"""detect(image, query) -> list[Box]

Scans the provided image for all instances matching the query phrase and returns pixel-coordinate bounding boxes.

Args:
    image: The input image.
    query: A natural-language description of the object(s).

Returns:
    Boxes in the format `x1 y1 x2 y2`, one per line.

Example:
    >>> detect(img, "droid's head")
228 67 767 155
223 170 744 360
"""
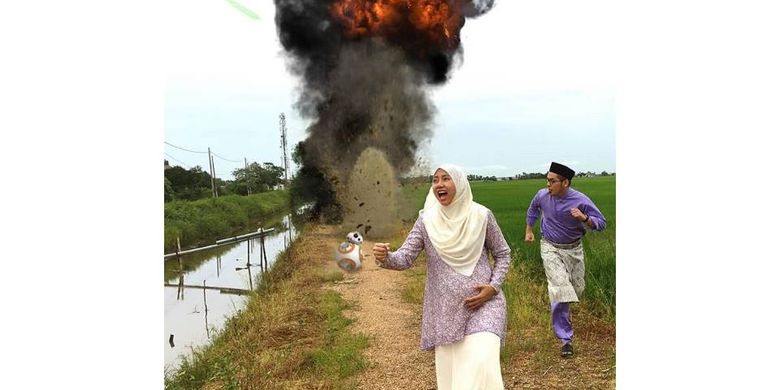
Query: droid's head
346 231 363 245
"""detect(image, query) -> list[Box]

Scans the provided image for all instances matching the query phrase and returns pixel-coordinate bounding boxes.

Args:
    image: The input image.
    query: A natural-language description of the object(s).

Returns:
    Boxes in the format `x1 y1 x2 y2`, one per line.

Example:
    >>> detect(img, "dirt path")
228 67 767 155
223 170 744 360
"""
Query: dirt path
323 228 437 389
317 224 615 389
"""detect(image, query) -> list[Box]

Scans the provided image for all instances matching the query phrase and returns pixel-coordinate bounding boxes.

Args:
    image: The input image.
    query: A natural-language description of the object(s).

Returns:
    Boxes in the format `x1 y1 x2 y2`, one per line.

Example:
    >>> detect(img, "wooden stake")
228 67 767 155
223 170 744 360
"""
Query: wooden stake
177 237 183 299
261 233 268 271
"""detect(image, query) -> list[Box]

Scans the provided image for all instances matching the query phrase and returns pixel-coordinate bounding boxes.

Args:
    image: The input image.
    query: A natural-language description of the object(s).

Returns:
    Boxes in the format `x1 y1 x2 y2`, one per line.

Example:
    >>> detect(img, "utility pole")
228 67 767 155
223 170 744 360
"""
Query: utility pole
208 147 217 198
213 153 219 198
279 113 290 186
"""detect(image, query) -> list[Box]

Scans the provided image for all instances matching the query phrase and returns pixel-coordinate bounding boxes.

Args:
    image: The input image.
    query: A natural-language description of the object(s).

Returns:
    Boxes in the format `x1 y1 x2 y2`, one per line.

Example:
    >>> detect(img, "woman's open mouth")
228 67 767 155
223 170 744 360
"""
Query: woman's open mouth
436 190 448 201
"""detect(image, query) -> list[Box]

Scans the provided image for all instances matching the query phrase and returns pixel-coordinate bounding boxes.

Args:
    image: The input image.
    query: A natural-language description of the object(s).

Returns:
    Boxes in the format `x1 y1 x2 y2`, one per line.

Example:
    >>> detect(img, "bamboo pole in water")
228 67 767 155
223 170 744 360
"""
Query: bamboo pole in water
164 283 250 295
215 228 274 244
261 234 268 271
177 237 184 300
247 259 253 290
163 228 275 259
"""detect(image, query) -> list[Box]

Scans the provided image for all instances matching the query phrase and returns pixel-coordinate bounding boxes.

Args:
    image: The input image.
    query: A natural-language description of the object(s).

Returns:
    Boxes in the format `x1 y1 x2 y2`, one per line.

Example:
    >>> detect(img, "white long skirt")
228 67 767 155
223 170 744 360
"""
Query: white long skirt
434 331 504 390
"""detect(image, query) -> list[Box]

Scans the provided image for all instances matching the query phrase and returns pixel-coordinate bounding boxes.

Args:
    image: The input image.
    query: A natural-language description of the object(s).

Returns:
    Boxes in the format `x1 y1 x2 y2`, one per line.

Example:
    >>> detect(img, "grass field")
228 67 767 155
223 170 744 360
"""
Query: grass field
400 176 616 380
401 176 616 319
164 190 290 253
473 176 616 320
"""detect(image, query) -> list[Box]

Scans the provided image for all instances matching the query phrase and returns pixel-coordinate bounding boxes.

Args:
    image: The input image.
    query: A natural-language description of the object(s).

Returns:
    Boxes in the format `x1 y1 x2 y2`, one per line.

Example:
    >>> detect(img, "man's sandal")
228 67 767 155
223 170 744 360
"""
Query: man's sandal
561 342 574 358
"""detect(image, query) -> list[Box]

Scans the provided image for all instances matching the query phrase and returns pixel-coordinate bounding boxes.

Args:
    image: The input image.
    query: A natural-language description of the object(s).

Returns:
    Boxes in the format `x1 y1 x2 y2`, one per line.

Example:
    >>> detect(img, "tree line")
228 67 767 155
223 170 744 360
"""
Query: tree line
511 171 615 180
406 171 616 183
164 160 286 202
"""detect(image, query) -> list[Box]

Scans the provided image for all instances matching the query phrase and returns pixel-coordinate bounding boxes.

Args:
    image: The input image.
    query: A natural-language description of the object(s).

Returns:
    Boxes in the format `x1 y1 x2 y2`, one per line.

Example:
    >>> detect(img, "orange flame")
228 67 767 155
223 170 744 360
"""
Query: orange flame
330 0 464 49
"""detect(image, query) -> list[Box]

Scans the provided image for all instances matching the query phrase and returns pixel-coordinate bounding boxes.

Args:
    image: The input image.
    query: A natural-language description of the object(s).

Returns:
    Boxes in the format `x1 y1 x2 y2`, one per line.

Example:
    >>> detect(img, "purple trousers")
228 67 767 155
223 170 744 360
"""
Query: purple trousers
551 302 573 344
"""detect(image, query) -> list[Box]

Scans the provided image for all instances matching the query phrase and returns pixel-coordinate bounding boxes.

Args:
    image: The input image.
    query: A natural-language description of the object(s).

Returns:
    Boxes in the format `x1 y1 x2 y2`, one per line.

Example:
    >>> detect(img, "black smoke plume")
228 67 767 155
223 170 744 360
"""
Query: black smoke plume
274 0 495 217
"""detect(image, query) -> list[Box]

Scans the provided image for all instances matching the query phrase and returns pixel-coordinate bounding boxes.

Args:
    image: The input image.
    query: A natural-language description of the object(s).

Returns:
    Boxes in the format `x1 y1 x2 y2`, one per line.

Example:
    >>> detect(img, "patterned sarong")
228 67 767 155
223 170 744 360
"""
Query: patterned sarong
541 238 585 304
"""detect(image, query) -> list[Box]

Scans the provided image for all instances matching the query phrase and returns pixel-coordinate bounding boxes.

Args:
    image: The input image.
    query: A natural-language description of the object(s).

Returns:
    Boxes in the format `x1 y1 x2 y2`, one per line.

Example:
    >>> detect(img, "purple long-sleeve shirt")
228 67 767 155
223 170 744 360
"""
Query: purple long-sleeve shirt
380 210 511 351
526 187 607 244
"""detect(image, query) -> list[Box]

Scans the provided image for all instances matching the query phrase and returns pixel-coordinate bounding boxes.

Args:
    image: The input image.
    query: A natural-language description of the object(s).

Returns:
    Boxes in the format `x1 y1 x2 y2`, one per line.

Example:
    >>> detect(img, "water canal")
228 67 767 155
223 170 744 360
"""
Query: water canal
164 207 308 372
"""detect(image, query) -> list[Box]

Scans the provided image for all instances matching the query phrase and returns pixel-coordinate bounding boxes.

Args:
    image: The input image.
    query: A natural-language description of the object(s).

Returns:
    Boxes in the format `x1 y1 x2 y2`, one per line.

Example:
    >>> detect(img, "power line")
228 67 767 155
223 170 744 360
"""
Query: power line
211 152 242 163
164 152 192 169
165 141 245 163
164 141 208 154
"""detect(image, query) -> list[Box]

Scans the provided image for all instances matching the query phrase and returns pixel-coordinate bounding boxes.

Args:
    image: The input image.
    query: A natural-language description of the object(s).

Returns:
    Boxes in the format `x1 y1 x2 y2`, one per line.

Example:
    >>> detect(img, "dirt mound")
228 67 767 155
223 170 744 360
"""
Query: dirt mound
340 147 402 239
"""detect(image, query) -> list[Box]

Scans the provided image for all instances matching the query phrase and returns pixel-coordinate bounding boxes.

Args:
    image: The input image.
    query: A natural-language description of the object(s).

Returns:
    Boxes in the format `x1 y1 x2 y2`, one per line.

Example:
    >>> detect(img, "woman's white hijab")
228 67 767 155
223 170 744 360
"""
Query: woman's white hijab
421 164 488 276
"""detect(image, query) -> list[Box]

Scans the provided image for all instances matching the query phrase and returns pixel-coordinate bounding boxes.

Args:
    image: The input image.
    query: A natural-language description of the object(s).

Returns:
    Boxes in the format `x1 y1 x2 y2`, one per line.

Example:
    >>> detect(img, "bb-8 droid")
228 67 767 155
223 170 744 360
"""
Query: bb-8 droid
336 231 363 272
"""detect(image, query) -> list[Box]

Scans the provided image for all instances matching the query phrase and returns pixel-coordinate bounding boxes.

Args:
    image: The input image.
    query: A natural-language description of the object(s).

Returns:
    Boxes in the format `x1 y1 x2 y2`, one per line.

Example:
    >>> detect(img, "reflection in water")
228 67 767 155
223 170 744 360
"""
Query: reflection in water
202 280 209 340
176 258 184 300
164 207 309 372
261 234 268 270
234 234 271 291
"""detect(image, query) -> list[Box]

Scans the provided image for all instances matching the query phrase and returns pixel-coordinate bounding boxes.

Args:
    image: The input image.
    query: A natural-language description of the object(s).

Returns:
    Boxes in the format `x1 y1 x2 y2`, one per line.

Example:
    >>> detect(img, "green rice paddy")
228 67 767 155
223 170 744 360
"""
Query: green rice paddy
403 176 616 319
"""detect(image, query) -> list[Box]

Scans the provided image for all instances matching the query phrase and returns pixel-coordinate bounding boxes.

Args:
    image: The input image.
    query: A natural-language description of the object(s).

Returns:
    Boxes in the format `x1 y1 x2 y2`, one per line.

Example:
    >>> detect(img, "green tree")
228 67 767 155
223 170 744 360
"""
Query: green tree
231 162 285 195
165 165 212 200
259 162 285 189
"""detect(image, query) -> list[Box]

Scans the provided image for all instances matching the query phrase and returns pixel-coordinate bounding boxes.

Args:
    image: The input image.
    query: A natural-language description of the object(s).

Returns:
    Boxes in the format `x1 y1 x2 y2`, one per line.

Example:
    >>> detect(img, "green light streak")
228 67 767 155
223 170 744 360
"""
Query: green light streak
224 0 260 20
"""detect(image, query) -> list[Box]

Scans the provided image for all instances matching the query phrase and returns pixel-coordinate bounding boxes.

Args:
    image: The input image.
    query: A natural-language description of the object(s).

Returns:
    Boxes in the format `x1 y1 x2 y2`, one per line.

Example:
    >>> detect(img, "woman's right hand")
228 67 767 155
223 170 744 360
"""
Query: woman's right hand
372 242 390 263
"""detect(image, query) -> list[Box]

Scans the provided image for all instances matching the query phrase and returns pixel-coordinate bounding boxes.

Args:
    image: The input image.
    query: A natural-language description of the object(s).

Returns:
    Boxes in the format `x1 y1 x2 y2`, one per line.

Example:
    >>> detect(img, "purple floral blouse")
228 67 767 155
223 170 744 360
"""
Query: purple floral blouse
380 210 511 350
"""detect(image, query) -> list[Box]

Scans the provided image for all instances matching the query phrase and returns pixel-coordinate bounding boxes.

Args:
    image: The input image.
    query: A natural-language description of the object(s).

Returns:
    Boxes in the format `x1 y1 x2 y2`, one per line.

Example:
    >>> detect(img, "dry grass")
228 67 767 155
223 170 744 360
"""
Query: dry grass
165 225 371 390
502 262 616 389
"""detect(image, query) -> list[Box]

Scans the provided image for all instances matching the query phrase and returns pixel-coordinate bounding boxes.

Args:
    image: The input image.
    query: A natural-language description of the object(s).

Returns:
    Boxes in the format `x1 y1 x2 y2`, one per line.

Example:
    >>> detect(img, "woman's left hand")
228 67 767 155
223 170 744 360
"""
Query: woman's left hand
464 284 497 310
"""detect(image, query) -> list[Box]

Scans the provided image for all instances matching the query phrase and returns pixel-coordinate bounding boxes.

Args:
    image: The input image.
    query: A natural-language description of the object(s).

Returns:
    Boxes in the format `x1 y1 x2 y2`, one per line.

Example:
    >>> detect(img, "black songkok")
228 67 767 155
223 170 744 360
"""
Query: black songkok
549 162 575 180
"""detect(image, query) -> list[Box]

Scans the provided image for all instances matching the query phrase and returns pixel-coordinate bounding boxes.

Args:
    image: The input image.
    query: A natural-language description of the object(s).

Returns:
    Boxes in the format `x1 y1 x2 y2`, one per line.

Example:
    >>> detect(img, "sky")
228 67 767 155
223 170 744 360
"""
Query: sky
4 0 780 388
164 0 615 179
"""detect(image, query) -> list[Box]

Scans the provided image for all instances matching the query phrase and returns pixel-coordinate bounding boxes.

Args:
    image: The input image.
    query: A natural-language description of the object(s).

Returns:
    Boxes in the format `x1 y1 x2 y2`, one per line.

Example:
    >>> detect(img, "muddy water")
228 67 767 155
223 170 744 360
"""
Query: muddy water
164 209 307 372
